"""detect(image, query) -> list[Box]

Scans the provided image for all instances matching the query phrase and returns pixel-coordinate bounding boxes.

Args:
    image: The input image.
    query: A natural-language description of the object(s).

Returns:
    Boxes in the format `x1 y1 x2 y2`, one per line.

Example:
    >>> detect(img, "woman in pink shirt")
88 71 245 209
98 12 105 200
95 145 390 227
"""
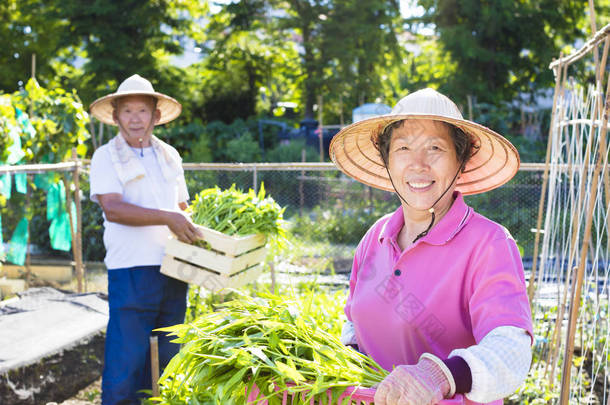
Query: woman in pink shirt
329 89 533 405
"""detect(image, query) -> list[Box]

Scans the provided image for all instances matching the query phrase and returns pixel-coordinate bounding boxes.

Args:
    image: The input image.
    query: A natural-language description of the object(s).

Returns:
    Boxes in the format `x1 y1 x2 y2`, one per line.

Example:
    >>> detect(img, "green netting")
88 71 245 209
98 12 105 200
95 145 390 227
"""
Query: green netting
49 208 73 252
15 107 35 138
6 217 28 265
46 181 74 252
34 173 54 192
46 181 66 221
14 173 26 194
0 173 10 198
6 126 25 165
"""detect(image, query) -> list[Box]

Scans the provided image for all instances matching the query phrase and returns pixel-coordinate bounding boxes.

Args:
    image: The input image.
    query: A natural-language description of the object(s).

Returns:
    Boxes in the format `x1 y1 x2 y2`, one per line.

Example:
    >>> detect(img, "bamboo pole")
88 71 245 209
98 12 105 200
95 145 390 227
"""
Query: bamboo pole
150 335 160 397
89 120 98 150
98 122 104 147
31 53 36 80
339 94 344 127
299 149 305 216
546 84 576 382
72 148 84 293
547 266 578 387
552 79 601 390
318 94 324 162
596 38 610 257
0 161 569 175
589 0 599 82
182 162 336 171
63 174 78 288
0 161 77 174
559 64 610 405
62 150 84 293
545 34 610 382
24 175 32 288
528 57 566 304
30 54 35 118
549 23 610 70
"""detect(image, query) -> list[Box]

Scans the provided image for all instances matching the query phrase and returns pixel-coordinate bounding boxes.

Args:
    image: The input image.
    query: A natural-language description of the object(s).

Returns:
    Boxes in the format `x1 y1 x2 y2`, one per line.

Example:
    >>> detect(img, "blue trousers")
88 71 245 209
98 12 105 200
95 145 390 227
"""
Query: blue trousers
102 265 187 405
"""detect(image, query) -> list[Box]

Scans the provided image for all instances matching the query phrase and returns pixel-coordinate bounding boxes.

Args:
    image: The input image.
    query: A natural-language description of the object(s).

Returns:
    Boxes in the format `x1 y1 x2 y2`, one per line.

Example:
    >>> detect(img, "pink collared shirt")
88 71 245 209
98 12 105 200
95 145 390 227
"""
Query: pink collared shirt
345 192 533 404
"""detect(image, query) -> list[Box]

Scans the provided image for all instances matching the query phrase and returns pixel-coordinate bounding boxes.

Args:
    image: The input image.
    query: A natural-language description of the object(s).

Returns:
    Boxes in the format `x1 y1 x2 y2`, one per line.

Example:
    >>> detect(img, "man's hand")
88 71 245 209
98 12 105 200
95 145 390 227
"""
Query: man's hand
98 193 203 243
165 211 202 244
374 356 452 405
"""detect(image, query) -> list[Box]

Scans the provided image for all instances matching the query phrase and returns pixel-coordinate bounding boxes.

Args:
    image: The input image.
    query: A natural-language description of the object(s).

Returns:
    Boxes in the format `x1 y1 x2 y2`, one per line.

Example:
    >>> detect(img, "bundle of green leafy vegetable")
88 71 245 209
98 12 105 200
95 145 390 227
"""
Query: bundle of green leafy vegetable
153 290 387 404
189 183 286 240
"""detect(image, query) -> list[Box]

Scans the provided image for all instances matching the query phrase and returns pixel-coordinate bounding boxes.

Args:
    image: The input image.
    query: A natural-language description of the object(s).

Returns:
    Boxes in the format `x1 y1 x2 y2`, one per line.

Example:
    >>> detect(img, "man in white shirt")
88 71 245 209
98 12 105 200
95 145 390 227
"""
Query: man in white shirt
89 74 201 405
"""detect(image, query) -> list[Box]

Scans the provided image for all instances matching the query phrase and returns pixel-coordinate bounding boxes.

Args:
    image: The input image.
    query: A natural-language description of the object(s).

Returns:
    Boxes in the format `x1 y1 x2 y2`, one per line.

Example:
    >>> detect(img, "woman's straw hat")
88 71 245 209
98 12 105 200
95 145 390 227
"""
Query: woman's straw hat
329 88 520 195
90 74 182 126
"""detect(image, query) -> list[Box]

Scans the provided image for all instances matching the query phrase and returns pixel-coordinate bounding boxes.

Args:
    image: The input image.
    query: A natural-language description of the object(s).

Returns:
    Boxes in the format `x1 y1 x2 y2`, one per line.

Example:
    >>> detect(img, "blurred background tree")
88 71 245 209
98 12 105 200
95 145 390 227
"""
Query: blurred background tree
412 0 590 105
1 0 608 162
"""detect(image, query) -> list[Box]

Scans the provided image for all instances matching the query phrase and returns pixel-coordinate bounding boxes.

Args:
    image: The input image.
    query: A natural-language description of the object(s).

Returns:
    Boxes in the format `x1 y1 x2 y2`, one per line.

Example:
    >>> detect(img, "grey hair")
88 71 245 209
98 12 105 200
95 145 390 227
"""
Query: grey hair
374 120 477 168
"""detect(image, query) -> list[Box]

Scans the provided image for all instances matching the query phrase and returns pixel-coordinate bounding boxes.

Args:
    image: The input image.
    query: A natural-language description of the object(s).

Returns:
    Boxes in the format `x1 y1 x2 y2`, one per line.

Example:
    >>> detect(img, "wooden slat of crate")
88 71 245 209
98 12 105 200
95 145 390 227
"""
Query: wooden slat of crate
195 225 266 257
160 256 263 292
164 238 267 275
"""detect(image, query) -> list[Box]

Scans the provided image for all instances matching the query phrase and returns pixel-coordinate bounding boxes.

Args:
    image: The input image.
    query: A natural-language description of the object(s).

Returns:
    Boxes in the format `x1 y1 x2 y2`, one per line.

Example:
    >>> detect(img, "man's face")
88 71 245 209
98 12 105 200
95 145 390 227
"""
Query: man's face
112 95 160 139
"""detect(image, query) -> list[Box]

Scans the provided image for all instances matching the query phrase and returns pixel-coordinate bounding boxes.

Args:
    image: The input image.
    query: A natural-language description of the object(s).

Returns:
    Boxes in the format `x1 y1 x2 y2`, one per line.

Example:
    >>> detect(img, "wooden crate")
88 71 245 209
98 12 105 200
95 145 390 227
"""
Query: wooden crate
160 225 267 292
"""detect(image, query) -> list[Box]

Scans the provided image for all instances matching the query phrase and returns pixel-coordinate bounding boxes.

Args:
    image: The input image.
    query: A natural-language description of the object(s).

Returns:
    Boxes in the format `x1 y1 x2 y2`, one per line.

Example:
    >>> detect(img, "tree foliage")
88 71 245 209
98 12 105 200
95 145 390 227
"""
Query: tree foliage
0 0 601 162
0 0 207 105
0 0 69 92
10 78 90 162
413 0 589 104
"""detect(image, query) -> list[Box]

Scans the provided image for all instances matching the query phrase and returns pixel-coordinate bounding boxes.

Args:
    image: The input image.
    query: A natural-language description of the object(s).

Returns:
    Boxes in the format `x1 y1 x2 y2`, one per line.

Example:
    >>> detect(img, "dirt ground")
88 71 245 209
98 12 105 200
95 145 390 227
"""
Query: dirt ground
40 265 107 405
53 378 102 405
58 266 106 405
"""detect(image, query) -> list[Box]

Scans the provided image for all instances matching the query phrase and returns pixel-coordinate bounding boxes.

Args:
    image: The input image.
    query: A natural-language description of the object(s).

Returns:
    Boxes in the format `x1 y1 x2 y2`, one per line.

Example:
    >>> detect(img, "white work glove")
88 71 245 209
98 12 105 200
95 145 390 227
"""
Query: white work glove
340 320 358 346
374 354 455 405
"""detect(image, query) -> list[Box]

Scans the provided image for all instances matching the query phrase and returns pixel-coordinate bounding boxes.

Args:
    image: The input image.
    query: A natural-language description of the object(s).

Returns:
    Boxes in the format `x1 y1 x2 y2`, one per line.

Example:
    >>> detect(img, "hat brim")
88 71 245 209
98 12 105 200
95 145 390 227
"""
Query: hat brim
89 91 182 126
329 114 520 195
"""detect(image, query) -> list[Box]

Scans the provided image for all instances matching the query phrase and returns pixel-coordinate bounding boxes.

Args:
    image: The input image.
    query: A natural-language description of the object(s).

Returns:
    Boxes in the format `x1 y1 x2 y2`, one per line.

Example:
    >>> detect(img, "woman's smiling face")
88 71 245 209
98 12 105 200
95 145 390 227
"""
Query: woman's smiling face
387 119 461 213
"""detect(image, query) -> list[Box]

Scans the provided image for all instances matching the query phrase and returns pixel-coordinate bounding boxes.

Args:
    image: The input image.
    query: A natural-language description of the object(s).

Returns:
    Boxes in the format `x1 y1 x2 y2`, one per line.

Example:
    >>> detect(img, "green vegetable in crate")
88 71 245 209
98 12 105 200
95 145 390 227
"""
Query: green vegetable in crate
155 291 388 404
189 183 286 240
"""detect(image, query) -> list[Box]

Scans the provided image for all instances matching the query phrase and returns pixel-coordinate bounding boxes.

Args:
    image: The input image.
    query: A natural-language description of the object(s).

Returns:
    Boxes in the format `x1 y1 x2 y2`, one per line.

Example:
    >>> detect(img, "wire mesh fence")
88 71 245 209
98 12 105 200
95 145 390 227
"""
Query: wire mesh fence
181 163 545 272
1 163 546 270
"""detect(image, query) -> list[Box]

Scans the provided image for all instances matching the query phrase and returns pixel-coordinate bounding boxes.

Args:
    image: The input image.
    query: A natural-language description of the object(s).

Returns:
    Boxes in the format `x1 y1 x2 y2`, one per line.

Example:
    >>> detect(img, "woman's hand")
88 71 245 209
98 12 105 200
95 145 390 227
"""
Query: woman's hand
374 357 451 405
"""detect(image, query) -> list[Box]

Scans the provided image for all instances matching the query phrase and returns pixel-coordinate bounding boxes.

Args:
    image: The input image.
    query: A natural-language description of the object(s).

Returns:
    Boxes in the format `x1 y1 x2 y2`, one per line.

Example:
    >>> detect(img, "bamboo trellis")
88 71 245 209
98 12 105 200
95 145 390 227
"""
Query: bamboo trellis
526 20 610 404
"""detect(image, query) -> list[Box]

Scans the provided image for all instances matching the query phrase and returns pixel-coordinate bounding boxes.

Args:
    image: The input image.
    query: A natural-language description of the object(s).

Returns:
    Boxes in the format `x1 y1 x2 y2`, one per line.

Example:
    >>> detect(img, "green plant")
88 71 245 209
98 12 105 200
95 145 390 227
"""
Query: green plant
464 170 540 259
506 366 559 404
0 79 91 262
264 138 318 163
153 289 385 405
190 183 286 239
11 78 90 162
0 95 17 163
156 120 213 163
226 133 261 162
290 190 398 245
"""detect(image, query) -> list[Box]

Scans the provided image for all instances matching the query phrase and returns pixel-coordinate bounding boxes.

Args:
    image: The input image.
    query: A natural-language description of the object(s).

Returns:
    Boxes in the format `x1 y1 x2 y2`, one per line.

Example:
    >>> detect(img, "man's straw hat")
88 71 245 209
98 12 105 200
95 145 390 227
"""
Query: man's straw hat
329 88 520 195
90 74 182 126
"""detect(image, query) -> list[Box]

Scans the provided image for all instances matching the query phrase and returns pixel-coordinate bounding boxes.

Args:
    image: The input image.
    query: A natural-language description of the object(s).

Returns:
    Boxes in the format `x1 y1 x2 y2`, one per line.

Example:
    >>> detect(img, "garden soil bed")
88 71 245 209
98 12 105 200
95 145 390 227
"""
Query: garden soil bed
0 332 104 405
0 287 108 405
55 377 102 405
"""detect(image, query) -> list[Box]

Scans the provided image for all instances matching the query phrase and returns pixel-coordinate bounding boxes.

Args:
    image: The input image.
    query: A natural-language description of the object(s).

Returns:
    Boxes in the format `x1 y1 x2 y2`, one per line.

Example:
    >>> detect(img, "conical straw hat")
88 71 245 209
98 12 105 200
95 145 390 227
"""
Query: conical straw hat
90 74 182 126
329 88 520 195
